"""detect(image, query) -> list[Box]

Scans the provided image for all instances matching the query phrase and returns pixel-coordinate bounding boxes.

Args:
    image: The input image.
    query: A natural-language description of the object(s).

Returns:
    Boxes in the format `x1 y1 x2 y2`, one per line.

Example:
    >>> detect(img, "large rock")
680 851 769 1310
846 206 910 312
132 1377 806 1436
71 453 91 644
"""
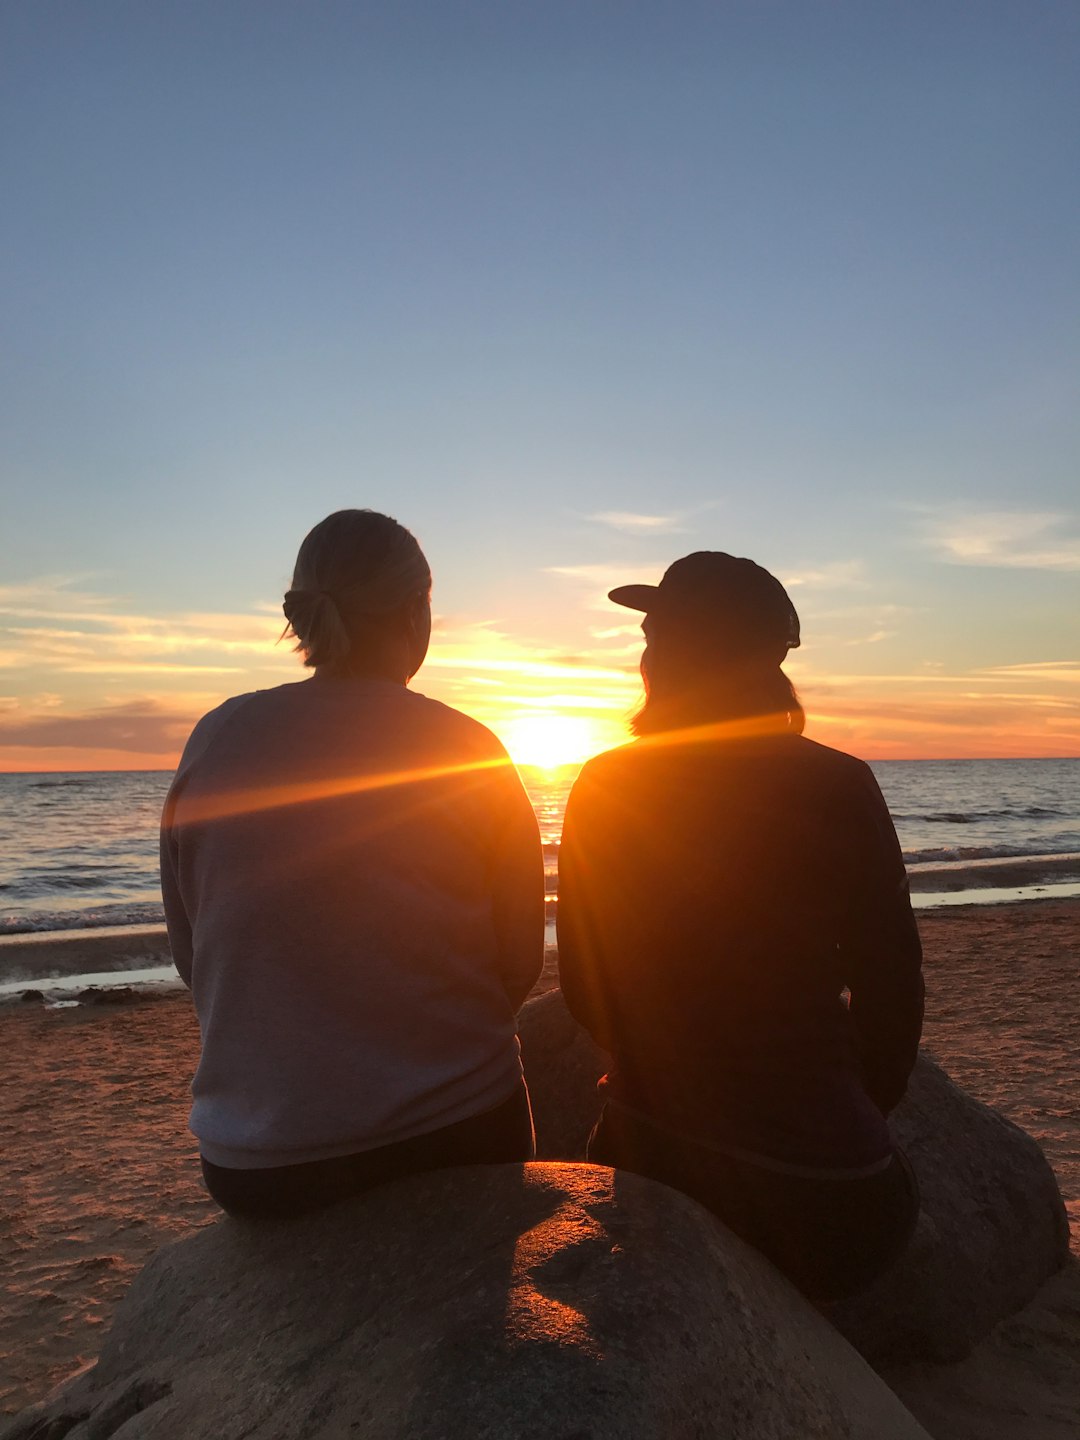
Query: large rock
518 988 1071 1363
833 1055 1070 1362
3 1163 931 1440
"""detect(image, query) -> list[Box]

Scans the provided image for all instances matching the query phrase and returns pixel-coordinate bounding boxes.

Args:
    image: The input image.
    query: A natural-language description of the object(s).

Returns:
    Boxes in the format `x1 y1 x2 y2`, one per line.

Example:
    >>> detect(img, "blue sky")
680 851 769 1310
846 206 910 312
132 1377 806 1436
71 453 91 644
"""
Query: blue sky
2 1 1078 765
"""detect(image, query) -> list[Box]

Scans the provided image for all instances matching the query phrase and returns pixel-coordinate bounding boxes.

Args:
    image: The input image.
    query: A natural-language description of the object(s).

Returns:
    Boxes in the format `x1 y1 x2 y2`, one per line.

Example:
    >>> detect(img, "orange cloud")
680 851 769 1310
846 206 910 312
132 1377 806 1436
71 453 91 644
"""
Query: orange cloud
801 683 1080 759
0 700 200 771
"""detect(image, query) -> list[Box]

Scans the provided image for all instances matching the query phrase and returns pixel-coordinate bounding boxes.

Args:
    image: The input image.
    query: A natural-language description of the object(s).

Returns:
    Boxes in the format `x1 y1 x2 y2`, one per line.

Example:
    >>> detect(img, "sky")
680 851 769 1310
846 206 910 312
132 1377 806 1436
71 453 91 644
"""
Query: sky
2 1 1078 770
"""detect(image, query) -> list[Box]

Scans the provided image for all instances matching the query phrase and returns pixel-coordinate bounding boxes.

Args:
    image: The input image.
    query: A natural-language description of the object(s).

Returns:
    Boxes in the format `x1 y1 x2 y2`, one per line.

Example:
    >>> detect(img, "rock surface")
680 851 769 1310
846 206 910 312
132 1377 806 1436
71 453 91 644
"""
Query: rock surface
518 988 1071 1362
880 1258 1080 1440
833 1054 1070 1362
1 1163 931 1440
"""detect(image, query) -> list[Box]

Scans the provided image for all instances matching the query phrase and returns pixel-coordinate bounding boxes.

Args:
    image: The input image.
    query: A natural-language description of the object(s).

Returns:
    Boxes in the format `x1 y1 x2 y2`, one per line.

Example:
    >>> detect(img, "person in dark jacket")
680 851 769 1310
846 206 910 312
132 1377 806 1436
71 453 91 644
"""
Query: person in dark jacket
557 552 923 1301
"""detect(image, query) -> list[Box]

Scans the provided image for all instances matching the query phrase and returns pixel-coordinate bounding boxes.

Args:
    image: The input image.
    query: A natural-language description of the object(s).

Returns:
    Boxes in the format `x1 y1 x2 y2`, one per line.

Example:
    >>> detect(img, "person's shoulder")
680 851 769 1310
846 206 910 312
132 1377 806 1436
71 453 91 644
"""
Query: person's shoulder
181 690 257 750
785 735 878 791
167 691 256 796
582 740 637 773
192 681 310 730
403 689 511 760
788 734 870 771
176 684 303 767
570 741 639 794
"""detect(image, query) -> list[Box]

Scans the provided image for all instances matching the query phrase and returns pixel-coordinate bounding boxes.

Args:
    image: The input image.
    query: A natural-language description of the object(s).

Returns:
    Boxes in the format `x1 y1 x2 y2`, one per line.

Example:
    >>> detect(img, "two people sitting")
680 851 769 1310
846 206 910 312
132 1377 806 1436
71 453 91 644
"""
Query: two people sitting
160 509 923 1304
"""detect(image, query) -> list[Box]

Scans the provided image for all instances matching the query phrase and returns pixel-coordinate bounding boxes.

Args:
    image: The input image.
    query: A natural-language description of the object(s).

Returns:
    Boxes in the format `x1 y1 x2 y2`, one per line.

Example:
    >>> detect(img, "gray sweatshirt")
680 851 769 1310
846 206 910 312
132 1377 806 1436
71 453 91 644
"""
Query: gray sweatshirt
160 677 544 1169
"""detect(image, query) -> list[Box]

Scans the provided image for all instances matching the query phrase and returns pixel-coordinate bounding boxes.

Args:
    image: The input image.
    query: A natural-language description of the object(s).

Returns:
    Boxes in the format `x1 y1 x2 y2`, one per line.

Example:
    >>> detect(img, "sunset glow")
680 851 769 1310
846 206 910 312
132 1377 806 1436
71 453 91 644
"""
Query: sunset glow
499 714 613 771
2 9 1078 773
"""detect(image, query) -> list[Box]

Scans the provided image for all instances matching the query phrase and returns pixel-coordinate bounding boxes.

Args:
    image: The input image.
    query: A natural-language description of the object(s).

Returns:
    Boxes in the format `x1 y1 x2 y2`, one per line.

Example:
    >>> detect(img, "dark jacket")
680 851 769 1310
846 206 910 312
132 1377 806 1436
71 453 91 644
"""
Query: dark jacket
557 733 924 1170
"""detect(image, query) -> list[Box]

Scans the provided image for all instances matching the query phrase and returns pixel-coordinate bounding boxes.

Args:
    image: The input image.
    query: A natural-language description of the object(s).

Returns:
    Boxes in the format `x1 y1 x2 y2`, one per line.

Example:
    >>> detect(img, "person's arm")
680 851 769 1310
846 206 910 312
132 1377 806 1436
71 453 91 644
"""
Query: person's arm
840 764 924 1114
556 770 616 1051
159 779 194 988
490 761 545 1012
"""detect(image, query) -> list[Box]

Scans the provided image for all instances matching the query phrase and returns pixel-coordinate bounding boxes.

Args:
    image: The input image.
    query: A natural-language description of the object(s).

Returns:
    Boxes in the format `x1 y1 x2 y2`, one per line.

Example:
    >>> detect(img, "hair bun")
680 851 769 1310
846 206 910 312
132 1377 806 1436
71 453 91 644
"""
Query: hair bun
283 587 336 620
282 588 351 668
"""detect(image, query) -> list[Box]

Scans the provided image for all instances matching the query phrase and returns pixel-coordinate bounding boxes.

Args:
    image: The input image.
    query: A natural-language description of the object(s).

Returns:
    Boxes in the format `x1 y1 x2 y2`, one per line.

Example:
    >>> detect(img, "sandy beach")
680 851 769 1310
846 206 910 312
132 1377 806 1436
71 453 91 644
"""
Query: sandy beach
2 902 1079 1435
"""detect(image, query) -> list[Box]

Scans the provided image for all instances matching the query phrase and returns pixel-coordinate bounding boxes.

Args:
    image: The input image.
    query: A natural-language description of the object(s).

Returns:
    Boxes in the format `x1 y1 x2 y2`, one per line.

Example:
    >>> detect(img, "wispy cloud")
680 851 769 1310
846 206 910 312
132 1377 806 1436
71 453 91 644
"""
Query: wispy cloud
920 509 1080 570
427 617 636 688
482 692 632 713
809 603 918 621
546 563 657 584
586 511 685 533
781 561 868 590
40 661 245 676
843 630 894 646
588 624 643 641
0 575 121 610
0 577 127 627
976 661 1080 683
545 562 665 612
0 576 289 682
427 654 631 684
797 601 917 650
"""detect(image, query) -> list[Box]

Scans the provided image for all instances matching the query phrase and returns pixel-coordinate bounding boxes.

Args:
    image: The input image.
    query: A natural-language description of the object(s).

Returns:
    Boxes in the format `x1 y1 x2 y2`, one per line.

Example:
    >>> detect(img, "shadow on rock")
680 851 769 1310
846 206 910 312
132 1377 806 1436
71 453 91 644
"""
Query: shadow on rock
1 1164 932 1440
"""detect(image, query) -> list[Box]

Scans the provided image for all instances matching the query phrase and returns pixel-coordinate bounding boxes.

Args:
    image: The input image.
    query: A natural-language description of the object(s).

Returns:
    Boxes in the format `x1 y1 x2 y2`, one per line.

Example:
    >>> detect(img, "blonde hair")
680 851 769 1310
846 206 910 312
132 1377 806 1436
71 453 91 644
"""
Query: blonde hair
282 510 431 671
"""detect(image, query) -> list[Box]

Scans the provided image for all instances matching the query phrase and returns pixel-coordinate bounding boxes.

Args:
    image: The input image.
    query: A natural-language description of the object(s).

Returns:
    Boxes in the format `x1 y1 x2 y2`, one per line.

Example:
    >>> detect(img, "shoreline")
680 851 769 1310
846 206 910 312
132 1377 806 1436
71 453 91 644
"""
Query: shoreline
0 927 174 994
3 853 1080 993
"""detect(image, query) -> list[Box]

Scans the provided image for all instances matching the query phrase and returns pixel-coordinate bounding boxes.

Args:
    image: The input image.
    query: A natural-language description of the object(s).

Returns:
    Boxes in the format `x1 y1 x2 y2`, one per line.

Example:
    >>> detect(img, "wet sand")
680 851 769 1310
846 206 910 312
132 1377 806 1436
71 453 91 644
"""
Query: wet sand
0 926 173 986
2 905 1079 1435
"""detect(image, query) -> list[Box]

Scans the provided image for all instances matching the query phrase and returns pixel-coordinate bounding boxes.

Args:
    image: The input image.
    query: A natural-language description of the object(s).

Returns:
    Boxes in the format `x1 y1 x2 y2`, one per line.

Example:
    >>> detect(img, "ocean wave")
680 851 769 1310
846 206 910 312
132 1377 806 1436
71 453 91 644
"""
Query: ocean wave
1 869 154 899
905 844 1080 866
893 806 1068 824
14 874 122 893
22 777 95 789
0 902 165 936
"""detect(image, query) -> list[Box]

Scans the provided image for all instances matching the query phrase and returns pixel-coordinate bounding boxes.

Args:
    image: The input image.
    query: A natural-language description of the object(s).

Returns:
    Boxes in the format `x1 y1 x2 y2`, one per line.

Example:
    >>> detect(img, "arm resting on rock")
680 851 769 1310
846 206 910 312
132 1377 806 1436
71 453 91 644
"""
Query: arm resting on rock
840 766 925 1115
556 782 617 1053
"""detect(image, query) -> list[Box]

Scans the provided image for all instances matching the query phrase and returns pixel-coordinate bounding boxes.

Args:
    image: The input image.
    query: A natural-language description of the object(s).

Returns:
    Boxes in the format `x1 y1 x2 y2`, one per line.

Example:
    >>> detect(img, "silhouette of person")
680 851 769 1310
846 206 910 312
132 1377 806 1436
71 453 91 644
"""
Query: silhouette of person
161 510 544 1217
557 552 923 1301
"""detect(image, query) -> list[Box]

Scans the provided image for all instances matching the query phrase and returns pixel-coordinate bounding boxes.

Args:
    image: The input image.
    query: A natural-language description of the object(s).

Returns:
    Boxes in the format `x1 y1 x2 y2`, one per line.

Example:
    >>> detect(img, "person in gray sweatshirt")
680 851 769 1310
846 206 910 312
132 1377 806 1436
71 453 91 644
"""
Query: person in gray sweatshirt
160 510 545 1218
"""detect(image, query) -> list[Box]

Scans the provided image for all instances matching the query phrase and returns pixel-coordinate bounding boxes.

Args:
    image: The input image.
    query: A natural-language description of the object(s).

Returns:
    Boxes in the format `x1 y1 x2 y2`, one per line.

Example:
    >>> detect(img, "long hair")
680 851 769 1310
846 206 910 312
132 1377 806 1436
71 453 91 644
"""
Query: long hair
630 621 805 739
281 510 431 673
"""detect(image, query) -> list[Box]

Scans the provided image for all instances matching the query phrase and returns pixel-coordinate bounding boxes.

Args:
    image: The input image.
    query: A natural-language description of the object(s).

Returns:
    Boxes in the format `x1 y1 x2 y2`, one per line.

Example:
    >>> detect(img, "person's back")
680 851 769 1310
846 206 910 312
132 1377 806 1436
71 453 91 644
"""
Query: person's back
165 675 540 1169
559 731 922 1170
161 509 544 1217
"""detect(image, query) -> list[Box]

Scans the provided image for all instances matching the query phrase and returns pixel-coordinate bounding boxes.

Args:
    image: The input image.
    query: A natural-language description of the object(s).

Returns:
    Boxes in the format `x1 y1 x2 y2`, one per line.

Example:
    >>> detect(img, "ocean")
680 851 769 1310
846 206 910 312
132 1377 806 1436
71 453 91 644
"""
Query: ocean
2 758 1079 936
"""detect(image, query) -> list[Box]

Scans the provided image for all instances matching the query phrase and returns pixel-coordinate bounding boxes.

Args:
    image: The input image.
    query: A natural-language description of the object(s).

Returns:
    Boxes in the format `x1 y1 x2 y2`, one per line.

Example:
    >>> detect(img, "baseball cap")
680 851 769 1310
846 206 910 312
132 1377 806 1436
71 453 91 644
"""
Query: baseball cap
609 551 800 654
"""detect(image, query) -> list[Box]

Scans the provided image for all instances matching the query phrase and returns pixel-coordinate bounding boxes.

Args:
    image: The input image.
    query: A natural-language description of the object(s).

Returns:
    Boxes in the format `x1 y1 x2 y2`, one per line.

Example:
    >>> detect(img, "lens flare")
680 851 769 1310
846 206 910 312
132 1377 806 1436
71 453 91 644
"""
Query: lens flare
500 714 607 771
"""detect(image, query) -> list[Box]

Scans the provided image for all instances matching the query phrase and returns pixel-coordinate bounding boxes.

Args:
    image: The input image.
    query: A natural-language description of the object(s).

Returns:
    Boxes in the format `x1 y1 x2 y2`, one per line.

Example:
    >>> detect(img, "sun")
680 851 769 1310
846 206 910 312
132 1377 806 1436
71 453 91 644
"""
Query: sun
501 714 607 772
